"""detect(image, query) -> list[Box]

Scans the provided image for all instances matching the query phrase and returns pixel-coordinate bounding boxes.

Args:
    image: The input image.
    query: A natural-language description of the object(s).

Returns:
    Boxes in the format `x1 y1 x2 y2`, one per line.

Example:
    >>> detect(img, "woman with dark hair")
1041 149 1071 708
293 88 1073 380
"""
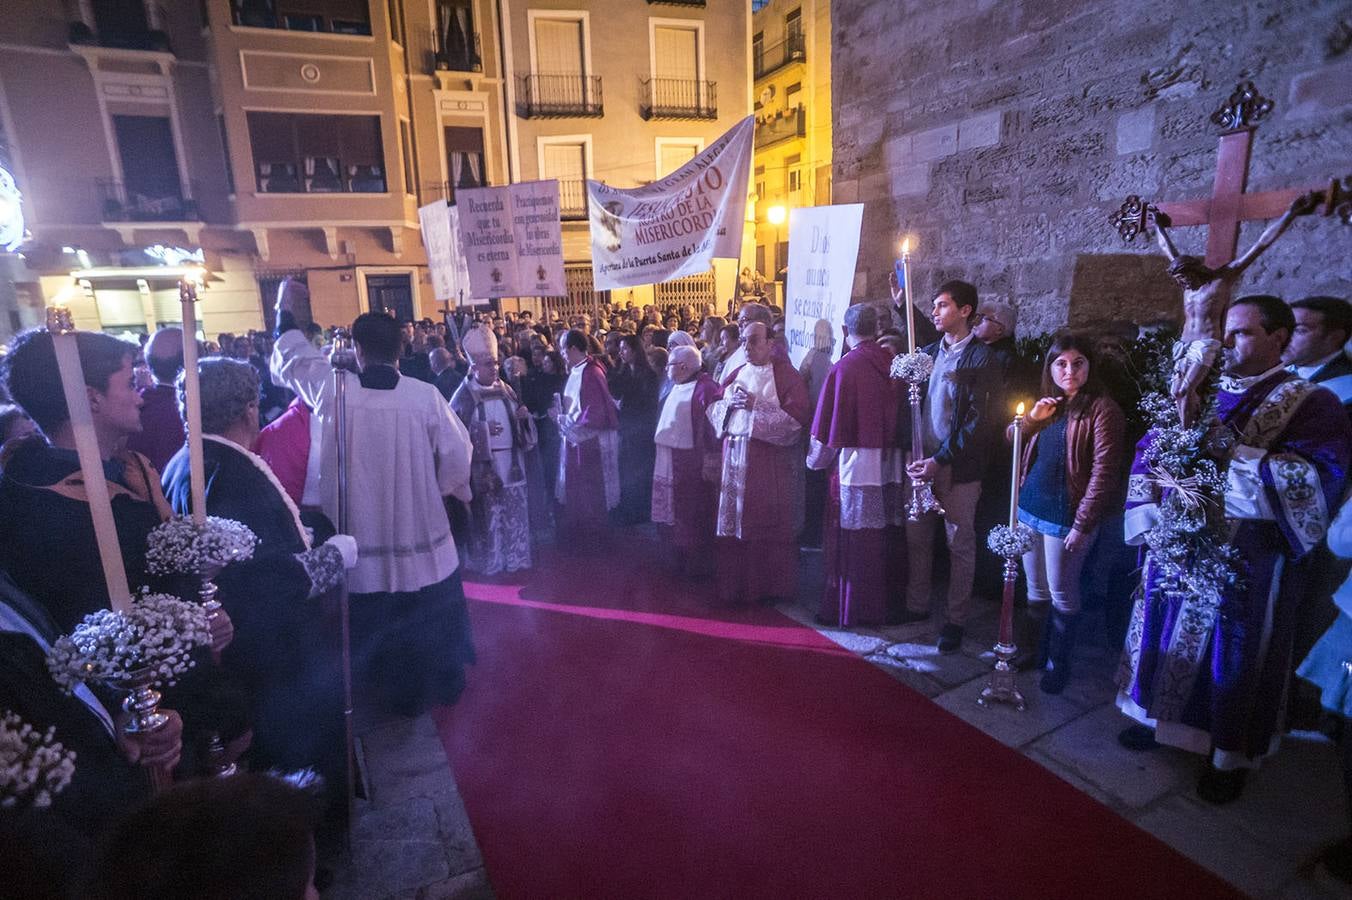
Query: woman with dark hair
1009 332 1125 694
609 332 660 525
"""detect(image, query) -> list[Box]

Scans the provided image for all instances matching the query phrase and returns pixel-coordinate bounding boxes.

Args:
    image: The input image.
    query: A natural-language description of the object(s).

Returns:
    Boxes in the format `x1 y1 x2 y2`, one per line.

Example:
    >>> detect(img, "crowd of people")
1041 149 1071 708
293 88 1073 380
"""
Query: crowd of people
2 273 1352 895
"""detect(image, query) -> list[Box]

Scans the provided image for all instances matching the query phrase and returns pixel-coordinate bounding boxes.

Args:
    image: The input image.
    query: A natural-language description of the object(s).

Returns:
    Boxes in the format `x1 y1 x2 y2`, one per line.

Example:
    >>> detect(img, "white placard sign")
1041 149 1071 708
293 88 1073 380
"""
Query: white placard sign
587 116 754 291
418 200 472 303
784 203 864 369
457 180 566 299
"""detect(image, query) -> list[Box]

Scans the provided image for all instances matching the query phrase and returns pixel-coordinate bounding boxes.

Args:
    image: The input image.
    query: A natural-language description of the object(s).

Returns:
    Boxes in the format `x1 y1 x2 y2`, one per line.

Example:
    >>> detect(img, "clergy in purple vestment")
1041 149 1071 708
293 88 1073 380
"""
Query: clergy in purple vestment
1118 296 1352 802
552 329 620 550
707 323 811 606
652 345 723 579
807 304 906 627
125 327 187 471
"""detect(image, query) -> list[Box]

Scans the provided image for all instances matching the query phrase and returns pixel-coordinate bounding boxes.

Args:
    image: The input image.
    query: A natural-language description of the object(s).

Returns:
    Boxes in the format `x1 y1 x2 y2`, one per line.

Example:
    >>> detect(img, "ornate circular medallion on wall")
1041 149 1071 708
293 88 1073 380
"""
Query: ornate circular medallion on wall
299 63 321 84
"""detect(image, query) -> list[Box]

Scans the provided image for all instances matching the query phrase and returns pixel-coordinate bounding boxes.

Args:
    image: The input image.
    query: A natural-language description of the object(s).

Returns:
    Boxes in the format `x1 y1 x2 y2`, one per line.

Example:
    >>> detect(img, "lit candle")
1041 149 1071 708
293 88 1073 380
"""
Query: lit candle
1009 402 1025 528
47 307 133 611
179 273 207 527
899 237 915 354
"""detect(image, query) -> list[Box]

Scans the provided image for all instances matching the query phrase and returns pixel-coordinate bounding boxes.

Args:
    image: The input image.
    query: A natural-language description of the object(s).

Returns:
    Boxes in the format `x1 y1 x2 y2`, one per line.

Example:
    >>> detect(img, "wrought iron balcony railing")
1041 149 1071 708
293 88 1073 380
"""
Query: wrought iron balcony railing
97 178 199 222
753 33 805 80
516 74 603 118
754 107 806 150
556 178 589 220
640 78 717 120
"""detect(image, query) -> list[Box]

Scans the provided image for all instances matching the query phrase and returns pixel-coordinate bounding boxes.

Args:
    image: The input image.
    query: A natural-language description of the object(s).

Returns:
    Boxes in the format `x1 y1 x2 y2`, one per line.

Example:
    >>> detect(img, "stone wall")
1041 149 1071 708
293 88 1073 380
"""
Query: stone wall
832 0 1352 337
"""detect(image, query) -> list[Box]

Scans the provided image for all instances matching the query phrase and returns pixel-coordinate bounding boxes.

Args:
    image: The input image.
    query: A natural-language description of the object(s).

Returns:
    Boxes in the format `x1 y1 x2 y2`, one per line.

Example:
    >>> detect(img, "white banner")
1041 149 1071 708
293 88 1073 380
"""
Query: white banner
587 116 754 291
457 180 566 299
418 200 473 304
784 204 864 369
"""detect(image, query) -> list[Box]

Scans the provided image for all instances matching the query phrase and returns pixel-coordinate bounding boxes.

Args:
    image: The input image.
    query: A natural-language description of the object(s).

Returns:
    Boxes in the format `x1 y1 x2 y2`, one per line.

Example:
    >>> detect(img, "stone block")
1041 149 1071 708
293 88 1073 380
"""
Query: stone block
889 163 930 197
326 838 451 900
957 111 1002 151
863 652 946 698
883 639 992 688
912 124 958 162
1132 795 1292 897
882 133 913 170
1029 703 1195 809
1288 58 1352 119
931 669 1088 748
814 628 890 656
418 868 495 900
1115 105 1156 155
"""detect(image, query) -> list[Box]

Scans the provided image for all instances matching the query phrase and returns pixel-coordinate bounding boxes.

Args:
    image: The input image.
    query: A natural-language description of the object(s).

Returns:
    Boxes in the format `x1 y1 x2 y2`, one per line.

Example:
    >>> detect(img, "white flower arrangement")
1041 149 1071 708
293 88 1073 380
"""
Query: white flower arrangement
46 592 212 693
0 711 76 809
987 523 1035 559
145 516 258 576
890 351 935 384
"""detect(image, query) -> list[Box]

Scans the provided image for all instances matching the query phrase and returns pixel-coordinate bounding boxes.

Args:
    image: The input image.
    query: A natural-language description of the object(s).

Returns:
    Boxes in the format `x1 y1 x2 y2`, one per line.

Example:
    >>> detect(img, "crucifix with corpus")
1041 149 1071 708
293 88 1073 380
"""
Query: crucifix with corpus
1112 80 1351 427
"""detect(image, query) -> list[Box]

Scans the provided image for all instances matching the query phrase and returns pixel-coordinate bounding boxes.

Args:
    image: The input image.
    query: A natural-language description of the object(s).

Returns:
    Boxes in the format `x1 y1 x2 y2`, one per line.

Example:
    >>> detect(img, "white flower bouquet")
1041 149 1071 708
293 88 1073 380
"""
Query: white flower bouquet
0 711 76 809
890 351 935 384
987 523 1035 559
46 592 212 693
145 516 258 576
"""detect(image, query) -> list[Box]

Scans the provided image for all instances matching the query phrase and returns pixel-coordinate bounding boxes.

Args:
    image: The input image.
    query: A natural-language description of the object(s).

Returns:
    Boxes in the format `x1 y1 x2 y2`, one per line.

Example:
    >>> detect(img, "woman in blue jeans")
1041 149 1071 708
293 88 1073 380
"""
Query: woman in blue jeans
1009 333 1125 694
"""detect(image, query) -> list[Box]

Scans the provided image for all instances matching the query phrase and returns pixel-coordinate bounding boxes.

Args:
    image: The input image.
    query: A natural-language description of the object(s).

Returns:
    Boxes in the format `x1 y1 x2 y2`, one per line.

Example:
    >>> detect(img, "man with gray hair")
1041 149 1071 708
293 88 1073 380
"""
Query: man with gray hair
807 302 906 626
160 356 358 809
652 344 723 578
718 302 779 377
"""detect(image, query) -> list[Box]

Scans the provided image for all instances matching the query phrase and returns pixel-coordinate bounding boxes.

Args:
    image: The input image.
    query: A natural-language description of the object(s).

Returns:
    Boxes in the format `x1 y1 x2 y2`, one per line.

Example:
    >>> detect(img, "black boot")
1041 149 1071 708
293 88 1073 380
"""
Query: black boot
1039 609 1080 695
1012 604 1049 672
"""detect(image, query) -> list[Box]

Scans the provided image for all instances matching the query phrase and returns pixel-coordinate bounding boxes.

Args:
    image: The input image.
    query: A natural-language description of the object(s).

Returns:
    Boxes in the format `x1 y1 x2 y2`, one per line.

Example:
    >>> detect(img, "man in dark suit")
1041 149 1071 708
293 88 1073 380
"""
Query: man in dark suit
1286 296 1352 421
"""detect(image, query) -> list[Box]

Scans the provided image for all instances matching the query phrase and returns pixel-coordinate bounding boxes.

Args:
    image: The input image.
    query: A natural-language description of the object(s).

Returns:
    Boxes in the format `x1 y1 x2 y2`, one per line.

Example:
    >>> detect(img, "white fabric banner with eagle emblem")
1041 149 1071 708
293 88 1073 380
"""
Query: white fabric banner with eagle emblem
456 179 566 300
586 116 754 291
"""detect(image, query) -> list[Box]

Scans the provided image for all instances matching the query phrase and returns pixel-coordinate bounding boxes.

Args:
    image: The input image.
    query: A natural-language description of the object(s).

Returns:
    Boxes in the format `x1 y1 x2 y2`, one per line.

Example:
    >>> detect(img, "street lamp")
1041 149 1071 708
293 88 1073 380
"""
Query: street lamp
766 204 787 226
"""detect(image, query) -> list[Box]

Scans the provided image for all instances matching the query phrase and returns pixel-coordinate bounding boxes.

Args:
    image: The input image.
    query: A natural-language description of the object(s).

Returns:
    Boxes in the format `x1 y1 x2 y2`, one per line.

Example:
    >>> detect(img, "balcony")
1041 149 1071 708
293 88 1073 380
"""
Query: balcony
68 9 173 54
229 1 371 35
556 178 588 220
753 33 805 80
640 78 717 120
416 174 490 208
97 179 199 222
410 27 482 75
646 0 705 5
754 107 806 150
253 160 387 194
516 75 603 118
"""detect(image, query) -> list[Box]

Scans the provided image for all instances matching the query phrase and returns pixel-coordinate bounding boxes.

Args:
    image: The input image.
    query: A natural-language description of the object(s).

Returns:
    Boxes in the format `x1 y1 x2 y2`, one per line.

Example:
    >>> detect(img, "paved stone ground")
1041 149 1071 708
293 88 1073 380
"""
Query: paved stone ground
324 545 1352 899
784 550 1352 900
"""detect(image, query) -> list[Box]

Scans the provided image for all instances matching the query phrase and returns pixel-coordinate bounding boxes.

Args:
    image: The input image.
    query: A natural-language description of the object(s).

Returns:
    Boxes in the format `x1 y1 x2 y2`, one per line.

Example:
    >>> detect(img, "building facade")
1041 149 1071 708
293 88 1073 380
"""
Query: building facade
750 0 829 302
0 0 749 344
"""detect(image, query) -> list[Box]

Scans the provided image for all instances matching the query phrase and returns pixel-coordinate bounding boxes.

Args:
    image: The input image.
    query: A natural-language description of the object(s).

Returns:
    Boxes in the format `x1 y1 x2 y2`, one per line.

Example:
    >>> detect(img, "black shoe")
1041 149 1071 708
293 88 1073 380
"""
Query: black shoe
1196 765 1247 805
1039 667 1069 694
1117 724 1160 752
1039 610 1080 695
937 624 964 654
889 608 930 626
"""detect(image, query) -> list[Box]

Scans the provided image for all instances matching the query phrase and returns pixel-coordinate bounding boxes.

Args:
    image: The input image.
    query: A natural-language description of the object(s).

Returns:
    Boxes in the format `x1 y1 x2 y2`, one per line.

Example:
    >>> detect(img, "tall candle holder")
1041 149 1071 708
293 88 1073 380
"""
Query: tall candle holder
979 524 1034 712
889 352 945 520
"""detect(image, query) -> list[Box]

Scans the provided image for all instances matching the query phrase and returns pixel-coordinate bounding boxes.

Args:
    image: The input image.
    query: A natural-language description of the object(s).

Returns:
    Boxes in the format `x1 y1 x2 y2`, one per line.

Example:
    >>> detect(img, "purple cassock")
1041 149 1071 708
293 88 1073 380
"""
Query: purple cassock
556 356 620 548
651 372 723 576
126 382 186 473
708 357 811 606
1118 368 1352 768
808 340 906 626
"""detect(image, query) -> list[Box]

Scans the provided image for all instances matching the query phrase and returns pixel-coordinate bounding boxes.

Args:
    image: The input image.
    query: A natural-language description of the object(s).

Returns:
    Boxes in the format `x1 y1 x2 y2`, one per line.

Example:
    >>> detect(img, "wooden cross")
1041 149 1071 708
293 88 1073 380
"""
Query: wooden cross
1113 81 1350 266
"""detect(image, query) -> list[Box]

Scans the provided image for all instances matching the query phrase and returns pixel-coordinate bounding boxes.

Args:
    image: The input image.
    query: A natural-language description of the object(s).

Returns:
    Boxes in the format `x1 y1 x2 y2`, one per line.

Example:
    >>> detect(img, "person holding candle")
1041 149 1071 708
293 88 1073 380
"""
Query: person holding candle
1008 333 1125 694
898 281 1001 654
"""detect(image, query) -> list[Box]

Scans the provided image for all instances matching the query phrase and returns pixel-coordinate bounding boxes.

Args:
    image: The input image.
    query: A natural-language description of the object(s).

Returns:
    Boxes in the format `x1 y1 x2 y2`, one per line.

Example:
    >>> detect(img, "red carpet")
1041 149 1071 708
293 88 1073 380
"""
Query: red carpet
434 540 1239 899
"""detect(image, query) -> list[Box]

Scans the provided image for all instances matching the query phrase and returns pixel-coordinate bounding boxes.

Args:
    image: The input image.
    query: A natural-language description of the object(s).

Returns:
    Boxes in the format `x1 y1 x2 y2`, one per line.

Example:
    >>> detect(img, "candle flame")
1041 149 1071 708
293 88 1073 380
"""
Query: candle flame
899 237 910 256
1016 401 1026 415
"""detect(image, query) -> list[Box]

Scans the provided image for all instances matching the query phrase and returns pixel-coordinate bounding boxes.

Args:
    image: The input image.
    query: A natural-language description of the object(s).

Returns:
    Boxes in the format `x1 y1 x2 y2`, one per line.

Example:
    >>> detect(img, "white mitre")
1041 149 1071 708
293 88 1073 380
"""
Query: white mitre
463 323 499 363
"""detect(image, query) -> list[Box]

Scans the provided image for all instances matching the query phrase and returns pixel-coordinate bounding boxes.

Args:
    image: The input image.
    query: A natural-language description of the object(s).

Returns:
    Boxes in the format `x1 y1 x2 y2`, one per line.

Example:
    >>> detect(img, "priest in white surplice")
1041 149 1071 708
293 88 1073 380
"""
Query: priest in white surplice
271 280 475 716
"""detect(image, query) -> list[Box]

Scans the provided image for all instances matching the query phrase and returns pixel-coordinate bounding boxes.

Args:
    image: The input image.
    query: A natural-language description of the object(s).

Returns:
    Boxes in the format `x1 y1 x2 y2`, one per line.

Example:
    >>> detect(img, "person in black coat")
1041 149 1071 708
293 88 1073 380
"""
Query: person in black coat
608 334 660 525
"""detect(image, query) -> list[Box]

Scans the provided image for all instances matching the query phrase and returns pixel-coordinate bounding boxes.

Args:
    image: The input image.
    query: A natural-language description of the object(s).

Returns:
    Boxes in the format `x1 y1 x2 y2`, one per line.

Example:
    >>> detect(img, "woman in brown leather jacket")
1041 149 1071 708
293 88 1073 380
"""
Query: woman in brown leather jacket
1008 333 1125 694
